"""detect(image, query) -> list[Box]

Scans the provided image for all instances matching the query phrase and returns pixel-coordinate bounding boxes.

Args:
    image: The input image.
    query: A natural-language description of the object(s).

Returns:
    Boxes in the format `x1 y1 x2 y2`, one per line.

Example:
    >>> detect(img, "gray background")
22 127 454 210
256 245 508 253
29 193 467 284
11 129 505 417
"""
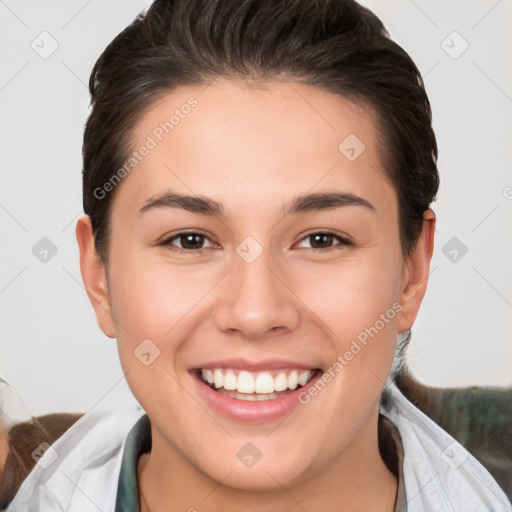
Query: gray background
1 0 511 417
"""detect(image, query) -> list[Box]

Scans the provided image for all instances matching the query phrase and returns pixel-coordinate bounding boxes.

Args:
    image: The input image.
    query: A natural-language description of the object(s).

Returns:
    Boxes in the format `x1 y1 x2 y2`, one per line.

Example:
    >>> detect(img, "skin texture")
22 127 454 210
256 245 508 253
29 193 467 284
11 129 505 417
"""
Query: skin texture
76 79 435 512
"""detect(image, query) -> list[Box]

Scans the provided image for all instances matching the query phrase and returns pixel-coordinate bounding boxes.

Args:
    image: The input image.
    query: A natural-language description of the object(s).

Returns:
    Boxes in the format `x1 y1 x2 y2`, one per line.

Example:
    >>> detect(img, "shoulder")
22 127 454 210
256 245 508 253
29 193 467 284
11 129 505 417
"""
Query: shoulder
5 405 145 512
1 412 84 507
380 381 512 512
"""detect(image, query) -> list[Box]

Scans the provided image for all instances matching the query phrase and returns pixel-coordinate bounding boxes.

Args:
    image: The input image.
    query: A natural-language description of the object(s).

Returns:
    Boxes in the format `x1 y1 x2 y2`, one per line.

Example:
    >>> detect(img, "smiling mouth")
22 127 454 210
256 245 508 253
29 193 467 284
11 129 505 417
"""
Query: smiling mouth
195 367 321 401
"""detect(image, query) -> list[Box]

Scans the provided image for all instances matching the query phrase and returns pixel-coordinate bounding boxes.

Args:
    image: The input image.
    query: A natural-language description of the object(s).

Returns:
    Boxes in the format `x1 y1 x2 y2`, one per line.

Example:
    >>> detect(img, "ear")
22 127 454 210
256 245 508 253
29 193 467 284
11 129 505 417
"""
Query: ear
75 215 116 338
397 209 436 333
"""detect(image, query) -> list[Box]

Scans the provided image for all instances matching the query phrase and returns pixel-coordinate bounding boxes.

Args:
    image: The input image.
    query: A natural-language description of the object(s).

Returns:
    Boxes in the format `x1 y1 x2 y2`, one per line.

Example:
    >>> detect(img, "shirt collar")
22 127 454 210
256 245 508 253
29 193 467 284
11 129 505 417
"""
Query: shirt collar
115 413 151 512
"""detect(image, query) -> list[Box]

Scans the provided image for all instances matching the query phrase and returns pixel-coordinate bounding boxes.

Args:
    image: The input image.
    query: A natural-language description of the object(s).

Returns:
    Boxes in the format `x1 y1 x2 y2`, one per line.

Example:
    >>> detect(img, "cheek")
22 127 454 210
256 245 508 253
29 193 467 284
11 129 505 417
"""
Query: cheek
108 246 216 338
107 255 211 404
293 251 403 342
106 251 232 391
291 249 404 403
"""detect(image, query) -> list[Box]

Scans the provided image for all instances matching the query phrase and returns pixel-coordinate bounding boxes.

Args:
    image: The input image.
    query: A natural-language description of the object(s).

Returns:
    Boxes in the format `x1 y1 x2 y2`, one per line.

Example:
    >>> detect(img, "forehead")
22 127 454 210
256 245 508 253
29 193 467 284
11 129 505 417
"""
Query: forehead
113 78 395 219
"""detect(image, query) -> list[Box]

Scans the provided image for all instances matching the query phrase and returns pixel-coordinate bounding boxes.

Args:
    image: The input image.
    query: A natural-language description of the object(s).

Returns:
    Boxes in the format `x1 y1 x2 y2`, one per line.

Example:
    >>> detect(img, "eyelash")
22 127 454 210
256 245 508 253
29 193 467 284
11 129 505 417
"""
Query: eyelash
159 230 353 253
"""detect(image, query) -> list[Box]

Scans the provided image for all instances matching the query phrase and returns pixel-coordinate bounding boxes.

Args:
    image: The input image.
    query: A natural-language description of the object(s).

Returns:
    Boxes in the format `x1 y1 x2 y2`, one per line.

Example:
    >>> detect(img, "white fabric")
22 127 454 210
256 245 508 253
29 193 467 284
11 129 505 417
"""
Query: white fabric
6 406 145 511
6 382 512 511
381 382 512 511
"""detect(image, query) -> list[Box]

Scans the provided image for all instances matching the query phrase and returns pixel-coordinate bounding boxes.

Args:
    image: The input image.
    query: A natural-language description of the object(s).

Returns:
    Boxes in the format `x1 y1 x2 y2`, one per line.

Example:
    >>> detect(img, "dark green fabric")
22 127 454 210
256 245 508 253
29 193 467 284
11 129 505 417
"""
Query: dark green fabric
115 414 151 512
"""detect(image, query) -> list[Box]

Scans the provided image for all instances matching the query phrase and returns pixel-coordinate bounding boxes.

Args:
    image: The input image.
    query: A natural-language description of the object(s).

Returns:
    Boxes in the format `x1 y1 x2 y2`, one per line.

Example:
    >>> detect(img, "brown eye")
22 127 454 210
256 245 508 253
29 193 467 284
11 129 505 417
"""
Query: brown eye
161 232 215 251
309 233 334 249
296 231 352 251
179 233 206 249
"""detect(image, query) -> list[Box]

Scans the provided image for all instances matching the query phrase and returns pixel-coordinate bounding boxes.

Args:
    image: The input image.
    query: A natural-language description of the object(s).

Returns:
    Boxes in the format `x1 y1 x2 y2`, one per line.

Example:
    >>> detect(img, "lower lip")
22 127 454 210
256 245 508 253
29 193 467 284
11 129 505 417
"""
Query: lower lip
191 370 323 423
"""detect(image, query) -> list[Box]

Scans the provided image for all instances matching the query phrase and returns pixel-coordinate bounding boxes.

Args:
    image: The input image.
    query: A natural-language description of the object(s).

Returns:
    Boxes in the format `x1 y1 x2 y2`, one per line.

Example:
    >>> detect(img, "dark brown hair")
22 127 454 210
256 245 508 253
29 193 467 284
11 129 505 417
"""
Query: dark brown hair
83 0 439 261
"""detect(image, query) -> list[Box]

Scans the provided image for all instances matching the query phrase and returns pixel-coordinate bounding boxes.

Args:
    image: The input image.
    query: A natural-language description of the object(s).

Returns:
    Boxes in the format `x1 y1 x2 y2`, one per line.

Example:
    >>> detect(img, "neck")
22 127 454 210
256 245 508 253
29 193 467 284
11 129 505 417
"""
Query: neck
138 412 397 512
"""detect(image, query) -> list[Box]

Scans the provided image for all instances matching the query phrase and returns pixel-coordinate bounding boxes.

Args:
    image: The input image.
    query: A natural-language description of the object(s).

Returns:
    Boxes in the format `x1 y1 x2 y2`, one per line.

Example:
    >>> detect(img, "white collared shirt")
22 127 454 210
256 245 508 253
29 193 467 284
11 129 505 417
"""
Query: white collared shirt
6 382 511 511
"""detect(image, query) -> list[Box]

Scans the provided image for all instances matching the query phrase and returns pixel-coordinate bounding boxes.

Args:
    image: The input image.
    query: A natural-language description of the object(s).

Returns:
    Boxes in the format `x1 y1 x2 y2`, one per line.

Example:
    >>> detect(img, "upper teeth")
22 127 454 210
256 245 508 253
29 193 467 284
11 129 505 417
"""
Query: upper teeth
201 368 314 394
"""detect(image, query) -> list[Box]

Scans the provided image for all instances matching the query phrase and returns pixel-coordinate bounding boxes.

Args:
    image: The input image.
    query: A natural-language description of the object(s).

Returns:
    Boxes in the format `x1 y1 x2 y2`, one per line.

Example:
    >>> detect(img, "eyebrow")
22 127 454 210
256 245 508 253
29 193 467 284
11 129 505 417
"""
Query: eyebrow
287 192 375 215
137 191 375 217
138 192 224 216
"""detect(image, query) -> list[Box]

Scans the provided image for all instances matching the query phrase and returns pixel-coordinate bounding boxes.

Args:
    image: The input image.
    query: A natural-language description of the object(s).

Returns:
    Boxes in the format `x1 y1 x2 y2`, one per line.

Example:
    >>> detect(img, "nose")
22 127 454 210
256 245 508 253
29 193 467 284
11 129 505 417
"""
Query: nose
213 246 301 340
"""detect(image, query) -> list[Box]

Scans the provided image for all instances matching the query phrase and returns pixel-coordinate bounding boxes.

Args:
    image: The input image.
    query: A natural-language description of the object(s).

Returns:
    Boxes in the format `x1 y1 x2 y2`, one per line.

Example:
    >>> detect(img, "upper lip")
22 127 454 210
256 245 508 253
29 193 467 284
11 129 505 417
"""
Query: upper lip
190 358 320 372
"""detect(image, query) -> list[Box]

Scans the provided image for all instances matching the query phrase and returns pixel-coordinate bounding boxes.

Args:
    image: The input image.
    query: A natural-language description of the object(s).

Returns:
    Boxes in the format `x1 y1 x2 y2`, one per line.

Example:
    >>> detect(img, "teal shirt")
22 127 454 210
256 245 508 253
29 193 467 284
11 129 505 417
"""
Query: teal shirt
115 414 151 512
114 413 407 511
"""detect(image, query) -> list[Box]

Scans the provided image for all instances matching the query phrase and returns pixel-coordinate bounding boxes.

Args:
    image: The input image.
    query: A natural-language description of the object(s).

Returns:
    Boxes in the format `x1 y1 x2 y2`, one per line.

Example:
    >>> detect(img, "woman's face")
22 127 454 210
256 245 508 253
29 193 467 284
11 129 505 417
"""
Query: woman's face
80 79 430 490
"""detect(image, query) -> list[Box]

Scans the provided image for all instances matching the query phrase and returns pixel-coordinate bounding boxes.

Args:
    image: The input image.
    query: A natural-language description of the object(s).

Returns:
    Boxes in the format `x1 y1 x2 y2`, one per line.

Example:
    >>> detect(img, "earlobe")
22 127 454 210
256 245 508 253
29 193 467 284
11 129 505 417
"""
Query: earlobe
397 209 436 333
75 216 116 338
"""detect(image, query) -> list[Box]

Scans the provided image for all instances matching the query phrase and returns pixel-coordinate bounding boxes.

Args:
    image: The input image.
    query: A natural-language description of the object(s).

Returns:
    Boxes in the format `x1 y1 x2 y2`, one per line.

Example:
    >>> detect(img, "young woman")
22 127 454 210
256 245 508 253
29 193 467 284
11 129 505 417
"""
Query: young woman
5 0 511 510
